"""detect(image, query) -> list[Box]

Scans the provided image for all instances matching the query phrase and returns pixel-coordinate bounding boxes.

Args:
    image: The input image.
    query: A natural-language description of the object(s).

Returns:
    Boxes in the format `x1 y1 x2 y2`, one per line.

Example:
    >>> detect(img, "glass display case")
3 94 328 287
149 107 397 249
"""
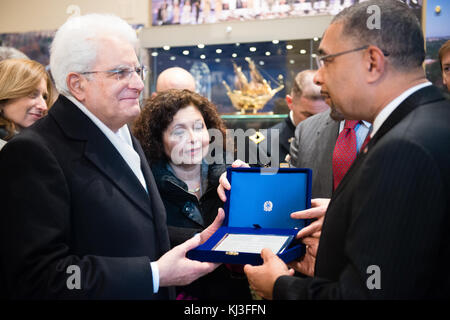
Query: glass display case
147 38 320 118
147 38 321 129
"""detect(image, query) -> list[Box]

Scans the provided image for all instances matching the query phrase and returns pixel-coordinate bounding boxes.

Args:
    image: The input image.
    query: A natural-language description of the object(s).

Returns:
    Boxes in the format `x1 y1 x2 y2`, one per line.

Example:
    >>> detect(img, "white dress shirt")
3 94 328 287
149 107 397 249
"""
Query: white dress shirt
371 82 432 138
338 120 372 153
66 95 147 192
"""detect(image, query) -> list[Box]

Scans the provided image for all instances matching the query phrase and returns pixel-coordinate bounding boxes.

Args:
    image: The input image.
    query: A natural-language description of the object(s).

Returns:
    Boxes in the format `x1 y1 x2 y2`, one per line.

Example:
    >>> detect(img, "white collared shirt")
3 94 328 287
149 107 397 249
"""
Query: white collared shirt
289 110 296 126
371 82 432 138
66 95 147 192
338 120 372 153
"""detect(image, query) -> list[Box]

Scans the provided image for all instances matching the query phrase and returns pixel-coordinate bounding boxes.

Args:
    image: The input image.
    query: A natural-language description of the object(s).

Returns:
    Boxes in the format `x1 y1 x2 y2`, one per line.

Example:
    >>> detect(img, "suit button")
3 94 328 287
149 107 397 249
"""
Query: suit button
183 202 194 213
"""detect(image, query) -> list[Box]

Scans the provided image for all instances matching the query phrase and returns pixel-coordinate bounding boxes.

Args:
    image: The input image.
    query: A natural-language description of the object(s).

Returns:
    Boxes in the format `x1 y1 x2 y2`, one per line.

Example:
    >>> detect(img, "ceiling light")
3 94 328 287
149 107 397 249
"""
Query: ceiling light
216 48 222 54
197 44 205 48
272 40 279 44
265 51 271 56
286 44 293 50
232 53 237 58
200 54 206 59
182 50 189 55
249 47 256 52
300 49 307 54
163 45 170 50
151 52 158 57
170 56 176 61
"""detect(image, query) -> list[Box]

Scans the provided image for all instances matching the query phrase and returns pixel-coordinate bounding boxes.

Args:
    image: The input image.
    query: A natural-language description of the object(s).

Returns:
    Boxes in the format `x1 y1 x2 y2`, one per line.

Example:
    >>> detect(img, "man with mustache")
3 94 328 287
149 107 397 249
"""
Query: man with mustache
244 0 450 299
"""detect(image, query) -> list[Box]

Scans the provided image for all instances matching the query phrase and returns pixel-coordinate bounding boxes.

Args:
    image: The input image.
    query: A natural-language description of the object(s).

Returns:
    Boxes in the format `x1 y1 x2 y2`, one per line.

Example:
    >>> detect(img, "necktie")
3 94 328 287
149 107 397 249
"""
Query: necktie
333 120 358 190
361 132 371 151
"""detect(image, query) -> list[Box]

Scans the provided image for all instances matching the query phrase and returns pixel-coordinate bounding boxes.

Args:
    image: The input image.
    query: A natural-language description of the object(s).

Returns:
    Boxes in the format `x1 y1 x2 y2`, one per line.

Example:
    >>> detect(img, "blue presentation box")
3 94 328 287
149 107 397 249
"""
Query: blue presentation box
187 167 312 265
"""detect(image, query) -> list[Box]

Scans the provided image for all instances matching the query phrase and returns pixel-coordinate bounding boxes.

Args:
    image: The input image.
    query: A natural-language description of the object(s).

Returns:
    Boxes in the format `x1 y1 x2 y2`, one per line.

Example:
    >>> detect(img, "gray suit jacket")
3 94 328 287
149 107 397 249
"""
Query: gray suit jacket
289 109 339 198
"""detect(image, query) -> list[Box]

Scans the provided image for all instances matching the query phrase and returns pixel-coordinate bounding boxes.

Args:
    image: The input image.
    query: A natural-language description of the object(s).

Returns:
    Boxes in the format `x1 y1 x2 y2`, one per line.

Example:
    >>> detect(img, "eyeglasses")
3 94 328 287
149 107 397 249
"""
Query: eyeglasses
81 66 148 81
316 45 390 68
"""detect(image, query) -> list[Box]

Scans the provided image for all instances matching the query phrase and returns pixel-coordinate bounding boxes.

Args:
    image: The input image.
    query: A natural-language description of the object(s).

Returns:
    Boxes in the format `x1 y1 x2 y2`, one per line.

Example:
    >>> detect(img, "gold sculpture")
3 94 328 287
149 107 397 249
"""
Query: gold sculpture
223 57 284 114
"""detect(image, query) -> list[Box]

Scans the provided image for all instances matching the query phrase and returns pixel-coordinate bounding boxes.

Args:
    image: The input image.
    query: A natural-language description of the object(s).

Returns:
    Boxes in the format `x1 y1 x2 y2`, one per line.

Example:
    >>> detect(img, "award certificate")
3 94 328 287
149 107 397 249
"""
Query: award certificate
212 233 291 254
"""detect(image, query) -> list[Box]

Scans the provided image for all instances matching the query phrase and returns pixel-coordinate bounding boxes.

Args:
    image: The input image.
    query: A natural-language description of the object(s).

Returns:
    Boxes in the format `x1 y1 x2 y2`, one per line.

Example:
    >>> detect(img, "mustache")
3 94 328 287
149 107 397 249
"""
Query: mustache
320 90 330 98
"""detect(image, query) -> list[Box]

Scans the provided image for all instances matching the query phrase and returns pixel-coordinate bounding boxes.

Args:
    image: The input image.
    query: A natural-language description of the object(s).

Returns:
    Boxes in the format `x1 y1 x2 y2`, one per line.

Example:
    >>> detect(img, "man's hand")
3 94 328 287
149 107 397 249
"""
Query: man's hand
244 248 294 300
288 198 330 276
291 198 330 245
157 209 225 287
217 159 249 202
288 238 317 277
199 208 225 245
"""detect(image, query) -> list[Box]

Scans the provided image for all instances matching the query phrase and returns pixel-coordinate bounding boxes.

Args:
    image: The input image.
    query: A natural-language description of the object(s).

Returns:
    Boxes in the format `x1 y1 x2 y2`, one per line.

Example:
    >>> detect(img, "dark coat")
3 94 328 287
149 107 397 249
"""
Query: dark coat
246 116 296 167
151 160 225 247
0 127 9 140
274 86 450 299
0 95 174 299
151 160 252 300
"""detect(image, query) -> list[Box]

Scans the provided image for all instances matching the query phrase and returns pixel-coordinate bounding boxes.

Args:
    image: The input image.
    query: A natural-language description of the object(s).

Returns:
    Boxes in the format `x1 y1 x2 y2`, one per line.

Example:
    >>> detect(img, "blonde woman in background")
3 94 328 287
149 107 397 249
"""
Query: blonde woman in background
0 58 55 149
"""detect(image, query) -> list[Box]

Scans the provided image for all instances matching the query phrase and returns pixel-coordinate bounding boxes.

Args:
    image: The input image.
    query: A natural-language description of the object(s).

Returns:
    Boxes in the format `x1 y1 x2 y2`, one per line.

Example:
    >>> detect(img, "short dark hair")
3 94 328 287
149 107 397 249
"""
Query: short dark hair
332 0 425 71
133 89 227 163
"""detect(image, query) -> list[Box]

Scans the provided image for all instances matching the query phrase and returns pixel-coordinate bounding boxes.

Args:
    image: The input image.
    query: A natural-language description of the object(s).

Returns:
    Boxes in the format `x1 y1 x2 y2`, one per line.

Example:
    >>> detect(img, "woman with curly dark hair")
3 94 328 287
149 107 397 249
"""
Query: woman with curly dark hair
133 89 251 300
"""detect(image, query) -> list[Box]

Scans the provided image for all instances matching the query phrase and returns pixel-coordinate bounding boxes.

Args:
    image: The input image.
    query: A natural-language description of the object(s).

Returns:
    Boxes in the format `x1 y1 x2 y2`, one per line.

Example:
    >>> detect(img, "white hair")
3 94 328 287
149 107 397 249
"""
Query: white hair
50 13 138 95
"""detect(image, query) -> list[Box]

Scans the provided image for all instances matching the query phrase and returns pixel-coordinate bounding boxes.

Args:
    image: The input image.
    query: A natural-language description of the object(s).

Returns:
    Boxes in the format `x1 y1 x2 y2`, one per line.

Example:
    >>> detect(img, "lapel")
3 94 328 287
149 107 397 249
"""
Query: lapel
49 95 152 217
318 112 340 149
332 85 445 199
314 109 340 150
320 115 340 194
132 136 165 218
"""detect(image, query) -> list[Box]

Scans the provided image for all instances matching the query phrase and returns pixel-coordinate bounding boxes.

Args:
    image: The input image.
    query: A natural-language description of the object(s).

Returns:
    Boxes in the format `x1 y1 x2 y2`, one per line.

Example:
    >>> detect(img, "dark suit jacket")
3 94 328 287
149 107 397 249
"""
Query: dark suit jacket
0 95 174 299
289 109 339 198
274 86 450 299
246 116 296 166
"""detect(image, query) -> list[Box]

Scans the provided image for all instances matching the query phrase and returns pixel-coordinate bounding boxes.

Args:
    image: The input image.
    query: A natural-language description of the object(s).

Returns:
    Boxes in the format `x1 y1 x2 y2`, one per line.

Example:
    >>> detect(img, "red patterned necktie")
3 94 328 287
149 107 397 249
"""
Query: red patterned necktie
361 132 371 151
333 120 359 190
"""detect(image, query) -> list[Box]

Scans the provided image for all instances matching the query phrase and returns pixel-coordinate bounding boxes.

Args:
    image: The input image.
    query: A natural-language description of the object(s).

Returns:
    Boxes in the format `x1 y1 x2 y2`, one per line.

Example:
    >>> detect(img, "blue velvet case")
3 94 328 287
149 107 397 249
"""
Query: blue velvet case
187 167 312 265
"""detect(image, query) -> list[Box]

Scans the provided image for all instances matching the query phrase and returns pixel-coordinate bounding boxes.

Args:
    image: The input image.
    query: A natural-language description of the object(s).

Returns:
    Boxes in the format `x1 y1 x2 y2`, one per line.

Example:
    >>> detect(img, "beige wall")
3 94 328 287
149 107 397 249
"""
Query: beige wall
0 0 331 49
0 0 150 33
140 15 333 48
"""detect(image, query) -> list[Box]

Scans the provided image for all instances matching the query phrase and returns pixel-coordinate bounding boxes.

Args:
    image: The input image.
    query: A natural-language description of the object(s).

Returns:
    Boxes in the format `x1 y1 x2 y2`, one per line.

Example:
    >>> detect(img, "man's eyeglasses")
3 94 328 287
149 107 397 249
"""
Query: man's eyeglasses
316 45 390 68
81 66 148 81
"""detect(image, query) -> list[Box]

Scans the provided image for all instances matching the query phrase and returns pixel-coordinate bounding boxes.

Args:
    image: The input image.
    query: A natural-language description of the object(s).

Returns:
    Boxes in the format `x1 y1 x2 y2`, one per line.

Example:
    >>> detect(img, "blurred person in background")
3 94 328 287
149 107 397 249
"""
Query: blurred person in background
438 40 450 92
0 46 29 61
154 67 196 95
247 70 329 166
0 58 54 150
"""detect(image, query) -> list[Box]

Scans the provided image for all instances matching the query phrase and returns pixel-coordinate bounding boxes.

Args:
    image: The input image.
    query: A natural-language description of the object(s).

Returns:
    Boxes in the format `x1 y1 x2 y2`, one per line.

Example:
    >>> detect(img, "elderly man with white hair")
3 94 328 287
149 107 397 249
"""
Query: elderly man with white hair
0 13 223 299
